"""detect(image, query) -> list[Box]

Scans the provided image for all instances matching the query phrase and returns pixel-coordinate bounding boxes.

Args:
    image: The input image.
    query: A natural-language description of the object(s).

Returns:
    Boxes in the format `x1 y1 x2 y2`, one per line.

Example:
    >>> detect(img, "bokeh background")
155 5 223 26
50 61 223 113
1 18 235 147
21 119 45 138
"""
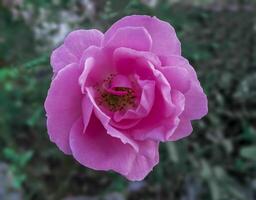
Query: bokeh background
0 0 256 199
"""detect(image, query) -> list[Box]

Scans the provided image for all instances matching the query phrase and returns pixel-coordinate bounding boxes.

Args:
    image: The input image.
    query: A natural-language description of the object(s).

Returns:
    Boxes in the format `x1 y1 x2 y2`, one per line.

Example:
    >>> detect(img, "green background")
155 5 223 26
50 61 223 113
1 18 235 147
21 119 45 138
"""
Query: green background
0 0 256 199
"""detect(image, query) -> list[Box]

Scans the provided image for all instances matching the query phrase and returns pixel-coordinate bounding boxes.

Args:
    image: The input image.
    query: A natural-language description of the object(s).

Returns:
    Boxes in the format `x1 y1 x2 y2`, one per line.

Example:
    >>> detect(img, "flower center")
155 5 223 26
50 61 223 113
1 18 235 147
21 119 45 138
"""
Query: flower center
96 74 137 112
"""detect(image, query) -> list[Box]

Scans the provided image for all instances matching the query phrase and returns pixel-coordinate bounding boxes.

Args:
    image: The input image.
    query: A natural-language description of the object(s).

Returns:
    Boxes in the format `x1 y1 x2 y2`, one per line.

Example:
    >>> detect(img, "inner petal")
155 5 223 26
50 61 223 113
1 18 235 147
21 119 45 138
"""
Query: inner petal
110 77 156 130
103 74 132 96
113 77 155 122
96 74 138 112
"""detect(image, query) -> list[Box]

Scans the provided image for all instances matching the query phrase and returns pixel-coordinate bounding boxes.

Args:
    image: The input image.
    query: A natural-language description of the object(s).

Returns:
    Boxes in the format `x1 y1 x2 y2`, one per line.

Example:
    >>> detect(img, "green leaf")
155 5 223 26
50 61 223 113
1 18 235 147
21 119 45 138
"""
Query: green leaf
240 146 256 161
166 142 179 163
201 160 212 180
3 148 18 163
209 181 221 200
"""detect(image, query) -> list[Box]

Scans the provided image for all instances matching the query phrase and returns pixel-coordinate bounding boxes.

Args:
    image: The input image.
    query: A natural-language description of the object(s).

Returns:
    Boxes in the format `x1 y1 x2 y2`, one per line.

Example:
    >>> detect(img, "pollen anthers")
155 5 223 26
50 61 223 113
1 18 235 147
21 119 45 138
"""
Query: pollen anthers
96 74 137 112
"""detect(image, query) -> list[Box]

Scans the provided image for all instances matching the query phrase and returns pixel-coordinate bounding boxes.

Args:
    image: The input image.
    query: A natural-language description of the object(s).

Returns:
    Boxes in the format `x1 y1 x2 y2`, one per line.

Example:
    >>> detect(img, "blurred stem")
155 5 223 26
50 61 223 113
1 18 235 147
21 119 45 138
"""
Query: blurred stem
2 53 50 70
21 53 50 69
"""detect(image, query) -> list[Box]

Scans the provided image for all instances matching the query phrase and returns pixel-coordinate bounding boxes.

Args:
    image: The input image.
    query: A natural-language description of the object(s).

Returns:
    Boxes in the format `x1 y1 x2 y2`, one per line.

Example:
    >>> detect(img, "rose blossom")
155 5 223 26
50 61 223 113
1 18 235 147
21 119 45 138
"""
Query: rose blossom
44 15 208 181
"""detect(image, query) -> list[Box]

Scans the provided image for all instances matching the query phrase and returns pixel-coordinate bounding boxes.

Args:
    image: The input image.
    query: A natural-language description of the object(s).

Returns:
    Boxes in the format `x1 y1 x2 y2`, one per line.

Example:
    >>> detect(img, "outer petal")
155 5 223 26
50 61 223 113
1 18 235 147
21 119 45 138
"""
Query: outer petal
51 45 78 74
70 116 135 175
183 82 208 120
160 55 208 120
64 30 104 58
160 55 198 82
126 140 159 181
159 66 191 93
44 63 82 154
103 27 152 51
69 116 159 181
171 89 185 117
51 29 104 74
168 118 193 141
104 15 181 56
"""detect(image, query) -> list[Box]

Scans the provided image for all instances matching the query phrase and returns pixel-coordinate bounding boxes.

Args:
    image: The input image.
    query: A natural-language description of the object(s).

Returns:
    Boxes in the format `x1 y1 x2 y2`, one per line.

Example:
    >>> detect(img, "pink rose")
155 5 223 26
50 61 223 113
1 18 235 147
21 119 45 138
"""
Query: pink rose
44 15 208 181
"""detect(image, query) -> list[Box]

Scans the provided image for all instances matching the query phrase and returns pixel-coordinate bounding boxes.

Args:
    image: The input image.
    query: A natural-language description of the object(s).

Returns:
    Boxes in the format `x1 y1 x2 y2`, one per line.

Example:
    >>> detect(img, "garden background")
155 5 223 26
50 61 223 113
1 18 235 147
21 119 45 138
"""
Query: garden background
0 0 256 199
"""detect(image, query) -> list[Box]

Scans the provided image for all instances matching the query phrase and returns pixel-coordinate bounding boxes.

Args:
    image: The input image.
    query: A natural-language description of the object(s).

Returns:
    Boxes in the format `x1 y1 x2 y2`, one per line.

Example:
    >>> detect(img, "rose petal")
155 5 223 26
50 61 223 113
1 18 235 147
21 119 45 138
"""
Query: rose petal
44 63 82 154
103 27 152 51
171 89 185 117
160 55 198 82
151 67 176 117
69 116 135 175
104 15 181 56
168 118 193 141
79 46 114 88
51 45 78 74
136 90 185 141
132 116 180 141
159 66 191 93
86 87 140 152
64 29 104 58
183 82 208 120
111 74 132 89
82 94 93 133
131 70 180 141
51 29 103 74
126 140 159 181
113 47 159 79
79 57 95 93
110 78 155 130
160 55 208 120
112 48 180 138
116 52 179 142
113 79 155 122
69 116 159 181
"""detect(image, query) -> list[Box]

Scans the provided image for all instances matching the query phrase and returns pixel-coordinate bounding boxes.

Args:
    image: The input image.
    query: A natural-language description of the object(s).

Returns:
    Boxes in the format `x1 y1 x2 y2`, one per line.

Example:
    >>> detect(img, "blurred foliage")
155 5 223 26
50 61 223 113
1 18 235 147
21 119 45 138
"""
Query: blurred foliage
0 0 256 200
0 6 35 65
3 147 33 188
